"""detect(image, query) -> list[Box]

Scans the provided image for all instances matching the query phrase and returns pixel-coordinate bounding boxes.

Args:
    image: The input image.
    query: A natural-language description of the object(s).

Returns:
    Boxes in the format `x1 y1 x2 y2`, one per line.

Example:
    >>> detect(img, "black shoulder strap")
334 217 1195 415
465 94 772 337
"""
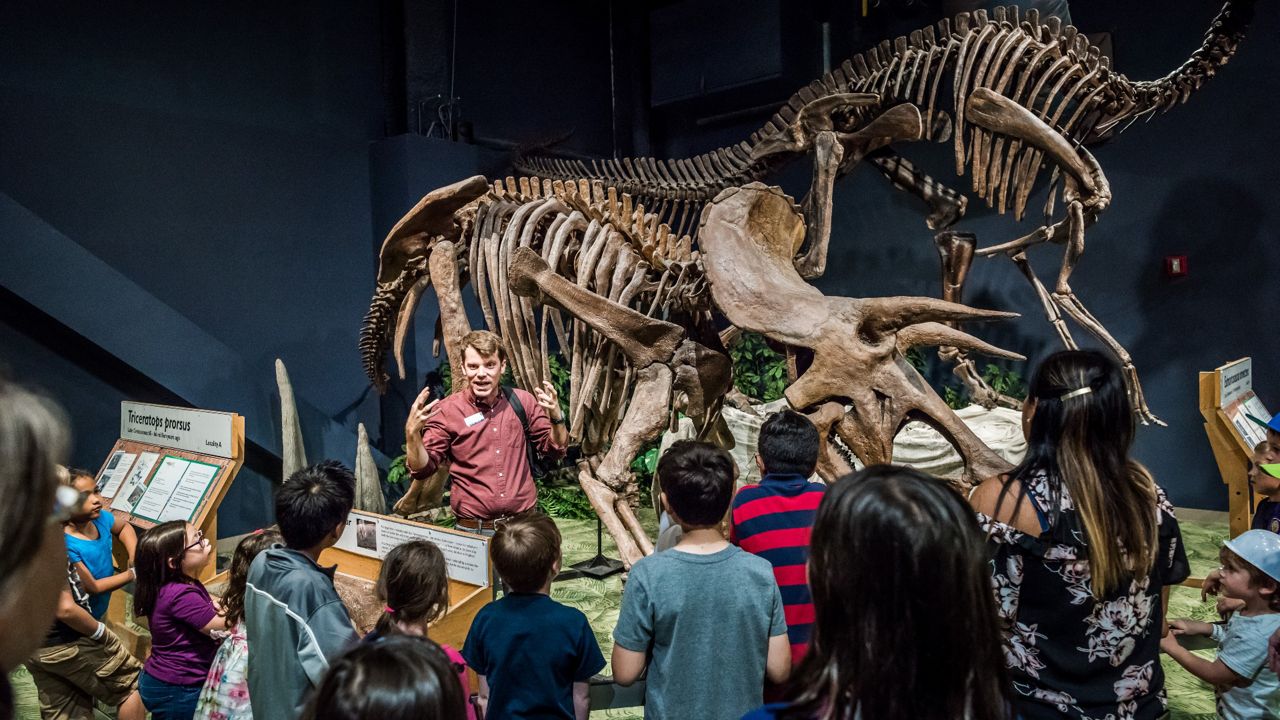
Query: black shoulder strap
501 386 538 471
502 385 529 430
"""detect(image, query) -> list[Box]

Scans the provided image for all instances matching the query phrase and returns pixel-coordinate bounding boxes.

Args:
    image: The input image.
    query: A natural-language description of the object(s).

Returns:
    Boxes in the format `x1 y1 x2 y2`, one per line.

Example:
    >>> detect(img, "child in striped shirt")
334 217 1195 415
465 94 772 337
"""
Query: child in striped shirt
731 410 827 663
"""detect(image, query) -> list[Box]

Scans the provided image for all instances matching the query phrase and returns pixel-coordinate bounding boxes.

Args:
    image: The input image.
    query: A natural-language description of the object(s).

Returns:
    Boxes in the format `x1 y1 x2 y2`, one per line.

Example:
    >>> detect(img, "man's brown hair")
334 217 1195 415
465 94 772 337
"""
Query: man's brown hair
491 513 560 592
460 330 505 361
1221 546 1280 611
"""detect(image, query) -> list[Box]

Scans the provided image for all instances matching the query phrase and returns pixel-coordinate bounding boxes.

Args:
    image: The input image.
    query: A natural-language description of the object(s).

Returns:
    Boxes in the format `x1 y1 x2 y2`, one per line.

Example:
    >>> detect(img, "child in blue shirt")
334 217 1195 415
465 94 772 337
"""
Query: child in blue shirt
63 468 138 619
1163 530 1280 718
462 513 604 720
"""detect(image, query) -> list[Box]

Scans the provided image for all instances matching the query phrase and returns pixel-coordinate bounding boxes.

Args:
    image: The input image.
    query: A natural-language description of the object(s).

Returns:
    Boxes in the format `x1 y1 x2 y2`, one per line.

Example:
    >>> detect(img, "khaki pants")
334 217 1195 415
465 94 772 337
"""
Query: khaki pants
25 631 141 720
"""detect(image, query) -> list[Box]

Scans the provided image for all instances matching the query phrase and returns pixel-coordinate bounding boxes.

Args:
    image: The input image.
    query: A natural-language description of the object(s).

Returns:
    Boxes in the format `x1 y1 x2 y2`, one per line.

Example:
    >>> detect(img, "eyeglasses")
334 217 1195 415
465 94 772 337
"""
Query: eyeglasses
50 486 89 525
183 529 209 552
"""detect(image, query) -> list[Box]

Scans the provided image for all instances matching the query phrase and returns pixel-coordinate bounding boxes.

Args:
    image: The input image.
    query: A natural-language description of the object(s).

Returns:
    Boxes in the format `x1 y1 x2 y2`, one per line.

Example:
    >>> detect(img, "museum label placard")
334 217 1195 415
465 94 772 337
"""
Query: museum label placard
120 402 235 459
334 510 490 587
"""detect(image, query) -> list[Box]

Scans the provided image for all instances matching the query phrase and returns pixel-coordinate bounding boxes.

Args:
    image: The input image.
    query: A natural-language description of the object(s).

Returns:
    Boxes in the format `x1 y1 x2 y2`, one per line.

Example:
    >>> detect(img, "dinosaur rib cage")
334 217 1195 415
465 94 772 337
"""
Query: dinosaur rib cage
468 176 707 457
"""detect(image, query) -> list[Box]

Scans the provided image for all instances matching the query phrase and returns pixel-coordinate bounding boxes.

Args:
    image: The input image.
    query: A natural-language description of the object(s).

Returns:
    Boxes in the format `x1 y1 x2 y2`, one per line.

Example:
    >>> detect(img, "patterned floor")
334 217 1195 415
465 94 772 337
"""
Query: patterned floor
6 511 1227 720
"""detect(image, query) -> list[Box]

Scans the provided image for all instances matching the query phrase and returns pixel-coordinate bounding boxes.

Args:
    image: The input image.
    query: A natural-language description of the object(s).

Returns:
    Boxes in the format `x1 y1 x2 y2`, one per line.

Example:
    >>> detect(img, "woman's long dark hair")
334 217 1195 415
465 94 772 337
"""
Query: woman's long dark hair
134 520 198 617
373 540 450 637
221 527 281 627
996 349 1157 597
300 635 466 720
782 465 1009 720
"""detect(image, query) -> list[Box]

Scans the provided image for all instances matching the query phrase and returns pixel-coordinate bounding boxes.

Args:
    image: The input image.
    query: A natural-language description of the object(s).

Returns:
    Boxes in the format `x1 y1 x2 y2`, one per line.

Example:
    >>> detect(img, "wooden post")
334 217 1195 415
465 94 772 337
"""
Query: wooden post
1197 364 1261 538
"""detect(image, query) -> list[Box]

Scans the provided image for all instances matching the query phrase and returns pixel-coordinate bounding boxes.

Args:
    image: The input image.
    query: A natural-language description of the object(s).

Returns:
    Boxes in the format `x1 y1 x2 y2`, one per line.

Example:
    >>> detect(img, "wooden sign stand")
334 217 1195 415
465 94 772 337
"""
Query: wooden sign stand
208 509 492 654
1198 359 1263 539
93 404 245 657
317 510 492 651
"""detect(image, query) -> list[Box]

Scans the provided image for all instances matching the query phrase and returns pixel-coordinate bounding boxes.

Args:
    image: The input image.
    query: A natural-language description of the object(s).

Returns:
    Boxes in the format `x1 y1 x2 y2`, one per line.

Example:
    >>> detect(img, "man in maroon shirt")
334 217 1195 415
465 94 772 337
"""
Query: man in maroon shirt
401 330 567 532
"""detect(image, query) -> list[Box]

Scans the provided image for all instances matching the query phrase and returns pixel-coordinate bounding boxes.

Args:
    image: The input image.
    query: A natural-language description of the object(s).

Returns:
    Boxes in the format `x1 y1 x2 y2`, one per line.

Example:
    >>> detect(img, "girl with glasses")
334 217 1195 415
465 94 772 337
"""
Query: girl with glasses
134 521 227 720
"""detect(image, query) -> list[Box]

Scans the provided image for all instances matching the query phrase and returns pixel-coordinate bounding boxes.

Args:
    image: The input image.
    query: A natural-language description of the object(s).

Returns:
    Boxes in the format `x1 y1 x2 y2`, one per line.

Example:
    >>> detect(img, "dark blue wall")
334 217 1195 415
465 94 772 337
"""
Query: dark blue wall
0 2 388 532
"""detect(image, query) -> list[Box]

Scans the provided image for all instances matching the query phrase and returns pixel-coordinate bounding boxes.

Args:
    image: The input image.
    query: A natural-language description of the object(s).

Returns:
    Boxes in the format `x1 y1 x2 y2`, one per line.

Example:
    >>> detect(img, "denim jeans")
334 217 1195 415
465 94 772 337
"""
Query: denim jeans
138 670 202 720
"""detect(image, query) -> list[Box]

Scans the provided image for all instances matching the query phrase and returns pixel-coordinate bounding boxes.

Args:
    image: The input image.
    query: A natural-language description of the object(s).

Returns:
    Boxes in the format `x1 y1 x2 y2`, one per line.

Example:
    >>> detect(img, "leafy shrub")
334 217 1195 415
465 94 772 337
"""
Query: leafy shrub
730 332 788 403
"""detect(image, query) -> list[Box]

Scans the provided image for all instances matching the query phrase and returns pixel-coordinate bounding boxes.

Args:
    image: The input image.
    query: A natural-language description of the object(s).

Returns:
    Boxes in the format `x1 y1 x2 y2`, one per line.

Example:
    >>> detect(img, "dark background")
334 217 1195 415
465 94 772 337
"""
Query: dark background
1 0 1274 531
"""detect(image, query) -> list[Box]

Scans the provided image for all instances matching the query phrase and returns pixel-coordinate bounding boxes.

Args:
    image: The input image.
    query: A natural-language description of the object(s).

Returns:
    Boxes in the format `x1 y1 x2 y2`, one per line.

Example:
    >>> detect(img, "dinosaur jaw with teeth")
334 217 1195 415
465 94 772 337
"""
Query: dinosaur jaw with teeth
360 175 489 393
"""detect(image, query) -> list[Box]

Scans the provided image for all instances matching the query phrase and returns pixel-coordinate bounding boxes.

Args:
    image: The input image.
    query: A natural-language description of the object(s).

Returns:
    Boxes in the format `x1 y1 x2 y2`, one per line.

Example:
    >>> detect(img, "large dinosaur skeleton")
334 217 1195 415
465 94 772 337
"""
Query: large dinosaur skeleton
517 1 1255 423
360 174 1022 566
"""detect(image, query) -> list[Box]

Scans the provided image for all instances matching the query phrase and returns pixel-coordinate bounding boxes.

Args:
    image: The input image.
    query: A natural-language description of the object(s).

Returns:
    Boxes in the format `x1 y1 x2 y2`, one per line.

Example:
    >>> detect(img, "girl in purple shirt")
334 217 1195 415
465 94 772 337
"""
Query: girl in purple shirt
135 520 227 720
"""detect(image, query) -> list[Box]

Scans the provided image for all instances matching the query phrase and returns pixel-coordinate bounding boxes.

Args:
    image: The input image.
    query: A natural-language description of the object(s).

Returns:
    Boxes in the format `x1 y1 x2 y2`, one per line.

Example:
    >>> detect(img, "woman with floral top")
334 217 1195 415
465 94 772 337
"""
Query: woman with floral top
969 350 1189 720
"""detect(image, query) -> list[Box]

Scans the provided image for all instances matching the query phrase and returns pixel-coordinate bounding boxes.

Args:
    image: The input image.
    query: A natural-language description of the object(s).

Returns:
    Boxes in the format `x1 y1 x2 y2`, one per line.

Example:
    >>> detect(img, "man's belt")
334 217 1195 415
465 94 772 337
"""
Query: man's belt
454 512 527 531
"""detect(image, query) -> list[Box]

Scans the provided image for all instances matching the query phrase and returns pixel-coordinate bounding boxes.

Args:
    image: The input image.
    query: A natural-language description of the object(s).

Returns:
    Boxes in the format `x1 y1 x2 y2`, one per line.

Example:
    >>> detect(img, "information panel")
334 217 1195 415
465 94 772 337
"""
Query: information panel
333 510 490 587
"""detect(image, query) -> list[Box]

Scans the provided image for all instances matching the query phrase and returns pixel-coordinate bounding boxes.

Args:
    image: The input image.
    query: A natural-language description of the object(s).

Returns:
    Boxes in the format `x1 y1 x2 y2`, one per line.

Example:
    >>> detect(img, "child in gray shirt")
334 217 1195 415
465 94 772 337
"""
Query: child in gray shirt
612 441 789 720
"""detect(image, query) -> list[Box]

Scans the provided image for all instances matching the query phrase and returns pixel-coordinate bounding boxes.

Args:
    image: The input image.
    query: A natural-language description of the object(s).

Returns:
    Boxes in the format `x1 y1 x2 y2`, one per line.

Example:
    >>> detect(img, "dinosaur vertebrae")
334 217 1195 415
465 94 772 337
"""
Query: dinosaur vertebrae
518 2 1250 226
1131 0 1253 114
453 177 708 455
361 256 429 391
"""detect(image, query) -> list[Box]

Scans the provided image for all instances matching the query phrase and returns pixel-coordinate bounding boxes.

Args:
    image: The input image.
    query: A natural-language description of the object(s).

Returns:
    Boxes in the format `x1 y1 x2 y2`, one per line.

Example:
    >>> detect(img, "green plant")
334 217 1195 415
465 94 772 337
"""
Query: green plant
938 362 1027 411
438 361 452 394
628 439 661 509
386 449 409 485
547 352 571 420
729 331 788 402
981 363 1027 400
537 483 597 520
904 346 928 374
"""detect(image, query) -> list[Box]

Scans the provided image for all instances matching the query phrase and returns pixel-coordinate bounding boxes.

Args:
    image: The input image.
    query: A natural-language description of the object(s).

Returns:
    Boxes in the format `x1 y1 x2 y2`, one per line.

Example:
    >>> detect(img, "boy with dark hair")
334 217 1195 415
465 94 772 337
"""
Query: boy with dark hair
731 410 827 663
613 440 790 720
462 513 604 720
245 461 360 719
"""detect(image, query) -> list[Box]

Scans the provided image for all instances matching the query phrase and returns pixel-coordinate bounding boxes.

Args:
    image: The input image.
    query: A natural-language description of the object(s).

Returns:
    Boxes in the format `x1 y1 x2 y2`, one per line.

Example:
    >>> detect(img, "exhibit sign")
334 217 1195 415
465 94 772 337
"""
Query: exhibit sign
334 510 490 587
1215 358 1272 450
120 402 235 459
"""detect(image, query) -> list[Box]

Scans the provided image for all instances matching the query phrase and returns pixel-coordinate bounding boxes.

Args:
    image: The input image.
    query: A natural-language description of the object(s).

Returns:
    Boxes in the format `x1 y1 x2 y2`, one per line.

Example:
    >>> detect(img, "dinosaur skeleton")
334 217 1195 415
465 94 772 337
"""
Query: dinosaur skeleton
516 1 1255 424
360 173 1021 566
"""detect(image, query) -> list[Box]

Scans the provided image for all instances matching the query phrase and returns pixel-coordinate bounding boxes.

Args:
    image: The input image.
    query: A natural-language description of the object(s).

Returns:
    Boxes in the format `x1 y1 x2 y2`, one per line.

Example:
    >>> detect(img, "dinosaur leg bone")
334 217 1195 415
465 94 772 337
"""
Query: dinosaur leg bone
933 231 1021 410
428 241 473 384
869 149 969 230
1048 199 1163 426
964 100 1151 422
577 363 674 567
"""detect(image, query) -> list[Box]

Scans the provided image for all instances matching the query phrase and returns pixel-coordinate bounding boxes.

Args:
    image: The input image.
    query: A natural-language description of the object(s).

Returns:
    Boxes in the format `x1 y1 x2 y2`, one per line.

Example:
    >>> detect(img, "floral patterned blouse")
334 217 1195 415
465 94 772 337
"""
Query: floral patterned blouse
193 622 248 720
978 474 1189 720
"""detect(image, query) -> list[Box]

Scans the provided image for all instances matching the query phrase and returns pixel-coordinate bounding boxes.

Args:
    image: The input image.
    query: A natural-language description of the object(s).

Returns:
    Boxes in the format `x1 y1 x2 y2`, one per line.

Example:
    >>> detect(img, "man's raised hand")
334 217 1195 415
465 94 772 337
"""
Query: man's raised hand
534 380 563 422
405 386 440 437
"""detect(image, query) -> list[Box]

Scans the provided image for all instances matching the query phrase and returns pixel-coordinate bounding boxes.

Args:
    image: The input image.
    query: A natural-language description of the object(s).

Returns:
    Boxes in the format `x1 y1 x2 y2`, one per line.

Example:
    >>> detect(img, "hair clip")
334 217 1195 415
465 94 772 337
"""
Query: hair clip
252 528 265 535
384 606 396 614
1060 386 1092 400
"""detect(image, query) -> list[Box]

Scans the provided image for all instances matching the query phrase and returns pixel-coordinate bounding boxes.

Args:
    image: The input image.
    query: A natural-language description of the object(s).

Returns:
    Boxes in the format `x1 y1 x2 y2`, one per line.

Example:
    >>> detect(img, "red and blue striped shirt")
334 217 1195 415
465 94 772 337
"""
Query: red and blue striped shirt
730 473 826 663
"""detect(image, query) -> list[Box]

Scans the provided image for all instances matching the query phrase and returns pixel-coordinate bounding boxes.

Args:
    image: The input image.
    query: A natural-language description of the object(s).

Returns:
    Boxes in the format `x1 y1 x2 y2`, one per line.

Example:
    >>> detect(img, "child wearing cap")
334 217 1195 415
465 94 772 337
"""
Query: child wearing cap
1252 438 1280 534
1162 529 1280 718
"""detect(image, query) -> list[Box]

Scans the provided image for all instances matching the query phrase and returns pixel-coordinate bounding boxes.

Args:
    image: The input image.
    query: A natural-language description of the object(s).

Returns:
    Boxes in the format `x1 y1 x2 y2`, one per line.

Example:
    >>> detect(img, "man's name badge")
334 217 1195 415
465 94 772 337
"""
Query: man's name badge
464 412 485 427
